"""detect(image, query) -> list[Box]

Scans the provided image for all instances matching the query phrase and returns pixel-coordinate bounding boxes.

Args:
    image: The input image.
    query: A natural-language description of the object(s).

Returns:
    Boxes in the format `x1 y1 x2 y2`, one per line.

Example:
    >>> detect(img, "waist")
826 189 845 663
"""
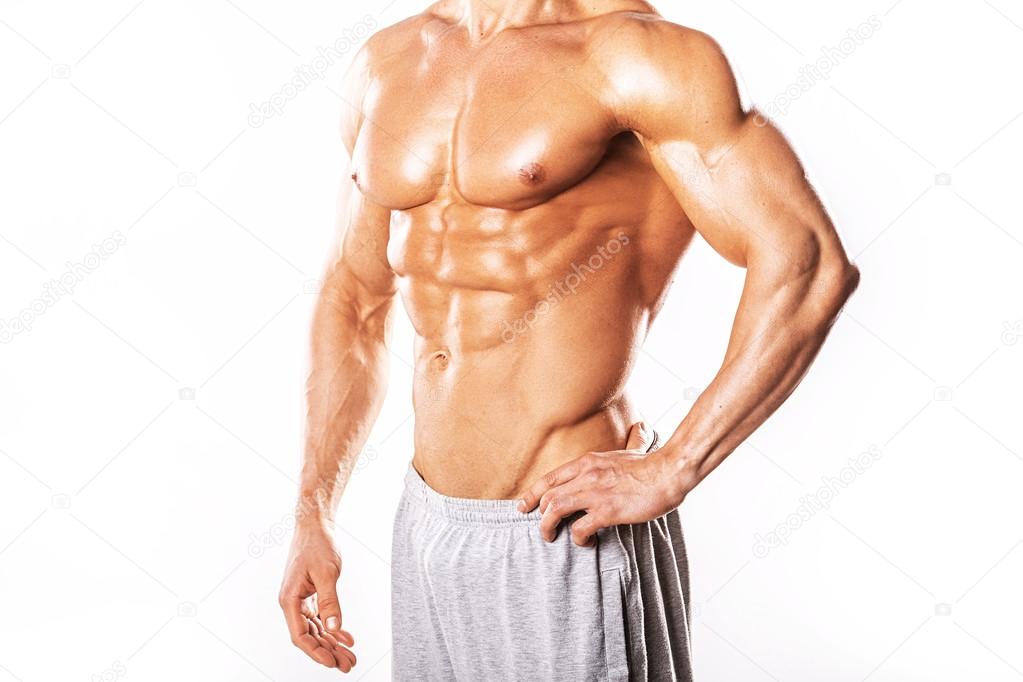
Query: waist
410 401 656 499
403 430 659 526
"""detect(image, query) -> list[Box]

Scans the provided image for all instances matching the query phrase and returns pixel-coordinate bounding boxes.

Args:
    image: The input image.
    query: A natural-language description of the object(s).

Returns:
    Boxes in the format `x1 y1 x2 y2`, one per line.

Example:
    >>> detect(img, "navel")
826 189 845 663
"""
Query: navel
430 349 450 370
517 162 547 186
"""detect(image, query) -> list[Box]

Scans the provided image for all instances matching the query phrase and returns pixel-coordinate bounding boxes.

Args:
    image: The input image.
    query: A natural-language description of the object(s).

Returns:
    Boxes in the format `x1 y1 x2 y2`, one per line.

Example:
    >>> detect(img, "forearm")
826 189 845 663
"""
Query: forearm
297 273 392 528
661 252 859 495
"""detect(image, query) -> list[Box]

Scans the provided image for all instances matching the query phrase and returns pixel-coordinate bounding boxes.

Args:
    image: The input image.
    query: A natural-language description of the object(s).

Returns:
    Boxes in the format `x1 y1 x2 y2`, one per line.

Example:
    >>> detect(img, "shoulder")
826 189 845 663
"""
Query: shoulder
587 14 743 136
589 13 730 82
352 12 438 76
338 12 439 151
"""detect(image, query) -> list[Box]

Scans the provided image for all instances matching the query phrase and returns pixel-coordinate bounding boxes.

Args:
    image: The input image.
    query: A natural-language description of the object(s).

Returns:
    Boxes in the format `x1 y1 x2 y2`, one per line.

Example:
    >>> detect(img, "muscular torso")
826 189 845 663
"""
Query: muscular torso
352 4 695 497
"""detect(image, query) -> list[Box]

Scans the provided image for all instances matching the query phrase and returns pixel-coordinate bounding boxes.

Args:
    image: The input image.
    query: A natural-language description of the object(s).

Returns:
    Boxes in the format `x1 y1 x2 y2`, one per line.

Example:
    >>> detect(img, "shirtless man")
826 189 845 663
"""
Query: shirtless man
279 0 859 679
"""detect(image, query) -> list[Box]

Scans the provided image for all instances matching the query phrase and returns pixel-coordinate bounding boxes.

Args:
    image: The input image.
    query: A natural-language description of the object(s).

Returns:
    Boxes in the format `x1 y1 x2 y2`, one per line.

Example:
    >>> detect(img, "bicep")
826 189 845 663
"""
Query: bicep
612 24 840 272
328 175 396 303
645 116 838 275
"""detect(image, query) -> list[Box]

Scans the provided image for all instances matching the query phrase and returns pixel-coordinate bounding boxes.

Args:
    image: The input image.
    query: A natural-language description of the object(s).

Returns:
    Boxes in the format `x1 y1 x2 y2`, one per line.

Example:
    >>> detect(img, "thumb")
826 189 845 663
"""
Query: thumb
313 570 342 633
624 421 649 451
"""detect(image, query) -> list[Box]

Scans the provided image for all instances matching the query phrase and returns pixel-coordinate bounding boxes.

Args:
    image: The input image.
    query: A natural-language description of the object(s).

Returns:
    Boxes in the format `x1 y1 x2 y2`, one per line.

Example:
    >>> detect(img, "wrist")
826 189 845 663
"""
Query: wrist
294 513 334 536
656 443 701 503
294 488 337 532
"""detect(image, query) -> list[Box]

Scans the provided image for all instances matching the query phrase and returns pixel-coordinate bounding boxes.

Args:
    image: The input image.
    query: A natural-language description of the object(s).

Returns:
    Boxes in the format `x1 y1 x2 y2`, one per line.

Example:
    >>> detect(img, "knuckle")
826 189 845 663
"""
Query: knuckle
312 565 340 582
278 586 300 608
544 470 560 486
572 521 593 542
550 495 573 513
601 502 619 522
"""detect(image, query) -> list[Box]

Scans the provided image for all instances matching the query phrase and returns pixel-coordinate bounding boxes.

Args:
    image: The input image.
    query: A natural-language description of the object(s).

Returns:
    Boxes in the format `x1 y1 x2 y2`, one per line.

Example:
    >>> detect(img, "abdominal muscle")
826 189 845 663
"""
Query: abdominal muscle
404 234 649 499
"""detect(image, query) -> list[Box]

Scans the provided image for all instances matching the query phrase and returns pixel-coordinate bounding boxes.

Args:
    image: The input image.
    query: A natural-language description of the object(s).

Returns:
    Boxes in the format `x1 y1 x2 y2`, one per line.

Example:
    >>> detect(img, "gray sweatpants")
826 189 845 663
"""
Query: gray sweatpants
391 441 693 681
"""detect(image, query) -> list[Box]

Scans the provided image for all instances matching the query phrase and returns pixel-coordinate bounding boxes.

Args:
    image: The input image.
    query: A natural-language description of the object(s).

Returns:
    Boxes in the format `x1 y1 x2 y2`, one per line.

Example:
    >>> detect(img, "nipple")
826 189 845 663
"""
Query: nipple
517 162 547 186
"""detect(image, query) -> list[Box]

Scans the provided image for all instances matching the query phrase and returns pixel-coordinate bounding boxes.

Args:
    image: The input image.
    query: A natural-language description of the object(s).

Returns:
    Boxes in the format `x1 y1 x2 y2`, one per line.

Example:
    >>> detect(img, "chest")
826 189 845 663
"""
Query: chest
350 30 616 211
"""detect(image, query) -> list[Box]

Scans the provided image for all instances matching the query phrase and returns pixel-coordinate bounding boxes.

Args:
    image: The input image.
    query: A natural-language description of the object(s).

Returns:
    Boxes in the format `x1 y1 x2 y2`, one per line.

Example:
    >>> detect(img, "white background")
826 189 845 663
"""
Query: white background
1 0 1022 680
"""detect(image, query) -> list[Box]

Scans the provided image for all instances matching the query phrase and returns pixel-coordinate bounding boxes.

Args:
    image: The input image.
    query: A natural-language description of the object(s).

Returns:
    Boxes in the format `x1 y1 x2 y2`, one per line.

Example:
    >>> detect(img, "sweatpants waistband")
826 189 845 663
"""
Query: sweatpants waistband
402 465 541 526
401 430 660 527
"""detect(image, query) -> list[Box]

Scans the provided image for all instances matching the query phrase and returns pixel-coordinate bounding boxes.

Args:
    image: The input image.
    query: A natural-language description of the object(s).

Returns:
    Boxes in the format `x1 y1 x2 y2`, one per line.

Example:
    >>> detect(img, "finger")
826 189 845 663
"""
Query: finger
282 593 335 667
307 617 324 640
306 606 356 667
571 513 607 547
338 646 357 669
307 621 350 672
624 421 649 451
335 648 355 673
539 494 589 542
519 456 588 513
320 626 357 669
334 628 355 648
312 570 343 634
538 477 588 515
308 616 350 647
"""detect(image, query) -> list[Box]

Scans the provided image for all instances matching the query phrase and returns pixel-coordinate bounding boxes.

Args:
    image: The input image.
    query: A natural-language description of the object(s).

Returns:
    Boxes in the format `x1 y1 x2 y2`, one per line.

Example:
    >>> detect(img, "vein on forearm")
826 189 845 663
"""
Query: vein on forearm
671 251 851 483
300 277 392 517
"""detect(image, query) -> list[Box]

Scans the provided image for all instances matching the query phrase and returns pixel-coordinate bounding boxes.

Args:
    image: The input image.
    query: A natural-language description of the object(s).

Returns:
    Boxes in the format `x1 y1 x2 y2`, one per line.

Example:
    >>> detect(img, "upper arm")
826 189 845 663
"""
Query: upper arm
327 43 397 308
603 20 848 276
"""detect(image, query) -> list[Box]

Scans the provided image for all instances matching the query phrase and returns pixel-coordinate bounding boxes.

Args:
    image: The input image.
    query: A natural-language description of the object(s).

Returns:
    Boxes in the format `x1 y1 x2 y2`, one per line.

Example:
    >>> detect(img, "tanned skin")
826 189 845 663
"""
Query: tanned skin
279 0 860 672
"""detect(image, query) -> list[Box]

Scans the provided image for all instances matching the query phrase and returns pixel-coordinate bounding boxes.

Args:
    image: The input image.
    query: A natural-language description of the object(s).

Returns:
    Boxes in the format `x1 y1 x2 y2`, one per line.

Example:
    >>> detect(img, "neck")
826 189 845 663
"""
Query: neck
457 0 578 38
